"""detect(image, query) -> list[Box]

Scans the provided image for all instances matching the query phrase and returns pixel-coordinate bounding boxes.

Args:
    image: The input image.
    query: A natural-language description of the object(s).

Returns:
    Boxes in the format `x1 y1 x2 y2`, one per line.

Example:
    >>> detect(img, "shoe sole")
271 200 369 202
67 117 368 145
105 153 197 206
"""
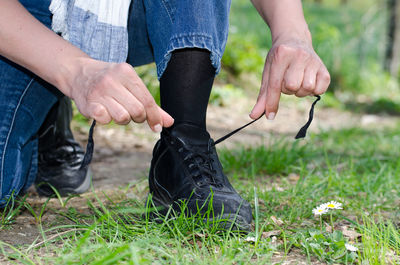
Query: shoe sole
147 195 251 232
36 168 92 197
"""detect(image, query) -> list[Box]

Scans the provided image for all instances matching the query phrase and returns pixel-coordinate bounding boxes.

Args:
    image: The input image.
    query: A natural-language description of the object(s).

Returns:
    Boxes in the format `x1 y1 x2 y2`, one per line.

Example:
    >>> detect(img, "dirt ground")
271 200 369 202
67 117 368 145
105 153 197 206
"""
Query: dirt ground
0 96 397 264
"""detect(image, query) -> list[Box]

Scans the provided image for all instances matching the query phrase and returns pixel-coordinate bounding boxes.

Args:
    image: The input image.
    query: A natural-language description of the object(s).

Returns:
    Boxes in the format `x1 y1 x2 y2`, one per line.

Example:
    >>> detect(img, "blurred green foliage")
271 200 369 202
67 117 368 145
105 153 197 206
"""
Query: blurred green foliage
222 34 265 76
222 0 400 106
131 0 399 115
221 0 270 78
135 64 160 105
209 84 245 107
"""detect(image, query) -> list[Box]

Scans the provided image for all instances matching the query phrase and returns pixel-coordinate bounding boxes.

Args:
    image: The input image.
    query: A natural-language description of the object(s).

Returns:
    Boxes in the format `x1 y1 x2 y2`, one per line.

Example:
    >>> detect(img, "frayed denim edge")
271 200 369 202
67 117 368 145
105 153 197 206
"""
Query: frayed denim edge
156 34 222 79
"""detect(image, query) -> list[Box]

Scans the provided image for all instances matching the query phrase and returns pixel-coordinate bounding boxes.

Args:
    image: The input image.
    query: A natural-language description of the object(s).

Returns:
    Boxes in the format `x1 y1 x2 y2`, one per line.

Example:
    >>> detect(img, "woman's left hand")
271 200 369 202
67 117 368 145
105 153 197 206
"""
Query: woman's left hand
250 35 331 120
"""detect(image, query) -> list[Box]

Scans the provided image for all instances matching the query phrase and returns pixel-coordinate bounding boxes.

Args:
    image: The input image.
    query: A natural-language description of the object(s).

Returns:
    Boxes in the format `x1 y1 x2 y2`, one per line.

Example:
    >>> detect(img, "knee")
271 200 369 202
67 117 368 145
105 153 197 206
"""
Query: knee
0 139 37 207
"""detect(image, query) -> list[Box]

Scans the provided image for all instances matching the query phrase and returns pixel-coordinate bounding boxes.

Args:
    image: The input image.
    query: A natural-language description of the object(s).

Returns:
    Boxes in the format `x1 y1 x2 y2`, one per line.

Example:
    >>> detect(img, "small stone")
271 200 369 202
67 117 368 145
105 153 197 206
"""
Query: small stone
261 230 281 239
270 216 284 226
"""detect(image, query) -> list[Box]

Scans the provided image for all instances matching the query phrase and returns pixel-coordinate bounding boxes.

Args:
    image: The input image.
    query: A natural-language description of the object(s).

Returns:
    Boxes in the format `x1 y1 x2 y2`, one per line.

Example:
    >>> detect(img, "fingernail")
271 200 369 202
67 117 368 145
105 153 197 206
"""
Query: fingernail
267 112 275 120
154 124 162 133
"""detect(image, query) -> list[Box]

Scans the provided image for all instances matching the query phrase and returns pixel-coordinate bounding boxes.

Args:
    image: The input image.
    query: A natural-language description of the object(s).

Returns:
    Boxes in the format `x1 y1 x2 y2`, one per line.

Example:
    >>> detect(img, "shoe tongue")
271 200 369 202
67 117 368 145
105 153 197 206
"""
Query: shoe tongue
170 123 210 146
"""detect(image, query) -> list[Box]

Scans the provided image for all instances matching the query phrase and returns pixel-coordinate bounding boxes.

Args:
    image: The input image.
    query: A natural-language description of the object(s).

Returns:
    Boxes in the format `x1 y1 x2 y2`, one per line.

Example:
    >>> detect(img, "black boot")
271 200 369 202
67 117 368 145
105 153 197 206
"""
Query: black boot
148 123 252 231
35 97 92 197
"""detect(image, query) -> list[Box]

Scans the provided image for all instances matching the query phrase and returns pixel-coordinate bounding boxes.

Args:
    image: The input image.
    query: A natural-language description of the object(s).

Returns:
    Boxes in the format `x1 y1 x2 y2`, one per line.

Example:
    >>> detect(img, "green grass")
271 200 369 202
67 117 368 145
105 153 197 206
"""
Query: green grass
1 1 400 264
1 124 400 264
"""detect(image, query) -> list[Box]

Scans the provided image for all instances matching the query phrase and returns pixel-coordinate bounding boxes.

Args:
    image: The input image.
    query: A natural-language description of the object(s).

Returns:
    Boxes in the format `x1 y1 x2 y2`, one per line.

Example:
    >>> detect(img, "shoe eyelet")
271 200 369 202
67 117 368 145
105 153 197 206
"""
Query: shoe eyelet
178 148 183 153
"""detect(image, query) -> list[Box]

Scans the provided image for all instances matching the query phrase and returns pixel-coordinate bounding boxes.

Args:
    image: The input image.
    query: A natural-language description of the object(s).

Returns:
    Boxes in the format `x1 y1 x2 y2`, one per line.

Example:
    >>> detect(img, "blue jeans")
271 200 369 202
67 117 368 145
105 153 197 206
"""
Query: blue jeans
0 0 231 206
128 0 231 78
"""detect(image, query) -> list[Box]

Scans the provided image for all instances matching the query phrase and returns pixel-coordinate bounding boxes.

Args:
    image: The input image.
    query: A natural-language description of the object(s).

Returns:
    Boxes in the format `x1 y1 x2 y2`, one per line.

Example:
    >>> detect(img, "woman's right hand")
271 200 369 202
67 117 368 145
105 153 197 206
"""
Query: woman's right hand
61 58 174 132
0 0 173 132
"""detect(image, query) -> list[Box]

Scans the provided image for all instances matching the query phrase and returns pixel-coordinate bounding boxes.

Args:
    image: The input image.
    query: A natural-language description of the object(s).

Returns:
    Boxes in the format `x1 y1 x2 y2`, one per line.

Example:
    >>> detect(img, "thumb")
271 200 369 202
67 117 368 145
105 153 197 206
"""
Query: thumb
158 107 174 127
250 57 272 120
249 90 267 120
264 81 281 120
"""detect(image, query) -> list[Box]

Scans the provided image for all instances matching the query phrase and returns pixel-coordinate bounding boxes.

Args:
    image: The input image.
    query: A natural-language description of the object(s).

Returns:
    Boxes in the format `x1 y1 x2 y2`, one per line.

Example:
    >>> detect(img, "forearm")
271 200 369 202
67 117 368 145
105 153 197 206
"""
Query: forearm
0 0 173 128
250 0 312 44
0 0 89 96
249 0 330 120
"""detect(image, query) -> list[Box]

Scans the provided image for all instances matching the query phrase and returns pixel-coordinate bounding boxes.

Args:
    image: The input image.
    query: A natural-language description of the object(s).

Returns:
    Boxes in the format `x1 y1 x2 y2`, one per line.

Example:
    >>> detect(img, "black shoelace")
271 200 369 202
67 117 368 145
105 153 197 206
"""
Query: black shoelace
79 95 321 170
179 144 219 186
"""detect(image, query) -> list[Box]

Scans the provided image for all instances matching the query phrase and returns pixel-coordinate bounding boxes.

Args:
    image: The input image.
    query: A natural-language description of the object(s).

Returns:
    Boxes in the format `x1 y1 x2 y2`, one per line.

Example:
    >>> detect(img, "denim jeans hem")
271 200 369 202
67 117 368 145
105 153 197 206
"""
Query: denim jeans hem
156 33 222 79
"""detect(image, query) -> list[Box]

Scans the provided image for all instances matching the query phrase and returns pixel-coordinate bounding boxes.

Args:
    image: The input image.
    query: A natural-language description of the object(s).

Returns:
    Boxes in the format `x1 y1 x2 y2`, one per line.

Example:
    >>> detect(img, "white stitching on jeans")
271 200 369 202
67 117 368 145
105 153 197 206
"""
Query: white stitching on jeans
161 0 174 24
0 78 34 199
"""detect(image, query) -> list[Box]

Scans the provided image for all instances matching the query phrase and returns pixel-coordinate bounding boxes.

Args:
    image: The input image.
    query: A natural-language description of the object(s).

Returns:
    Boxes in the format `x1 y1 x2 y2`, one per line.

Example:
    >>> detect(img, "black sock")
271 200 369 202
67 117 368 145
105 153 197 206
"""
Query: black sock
160 48 215 129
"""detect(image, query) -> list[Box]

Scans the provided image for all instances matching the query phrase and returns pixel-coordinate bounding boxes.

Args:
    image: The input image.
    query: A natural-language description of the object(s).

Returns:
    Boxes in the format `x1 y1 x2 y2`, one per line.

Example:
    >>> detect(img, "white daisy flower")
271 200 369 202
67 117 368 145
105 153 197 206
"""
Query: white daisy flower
312 205 328 216
244 236 256 243
322 201 343 210
345 243 358 252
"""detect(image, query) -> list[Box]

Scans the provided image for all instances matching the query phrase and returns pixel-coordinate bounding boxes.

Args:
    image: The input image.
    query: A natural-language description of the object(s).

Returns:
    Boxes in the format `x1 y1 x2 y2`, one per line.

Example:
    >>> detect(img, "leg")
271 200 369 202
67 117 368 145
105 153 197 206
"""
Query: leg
143 0 230 78
130 0 252 229
160 48 215 128
0 57 59 207
144 0 230 127
35 96 92 197
16 0 92 197
0 0 90 206
0 0 58 206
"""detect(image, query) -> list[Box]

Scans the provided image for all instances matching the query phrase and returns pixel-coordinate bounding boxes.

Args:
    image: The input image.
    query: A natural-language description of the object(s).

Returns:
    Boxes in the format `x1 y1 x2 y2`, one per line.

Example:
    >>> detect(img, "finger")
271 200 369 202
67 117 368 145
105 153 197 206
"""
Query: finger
295 89 312 98
265 56 290 119
87 102 112 124
282 85 295 95
123 76 164 132
302 64 318 92
250 60 271 119
116 64 164 132
295 64 318 97
101 97 132 125
314 67 331 95
111 86 147 123
158 107 175 128
250 91 267 119
283 61 305 94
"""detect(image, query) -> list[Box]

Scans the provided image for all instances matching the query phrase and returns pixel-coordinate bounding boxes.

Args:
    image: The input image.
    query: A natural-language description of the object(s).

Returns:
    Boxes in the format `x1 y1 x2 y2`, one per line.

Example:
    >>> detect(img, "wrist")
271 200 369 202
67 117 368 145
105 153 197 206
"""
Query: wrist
271 25 312 46
53 55 91 98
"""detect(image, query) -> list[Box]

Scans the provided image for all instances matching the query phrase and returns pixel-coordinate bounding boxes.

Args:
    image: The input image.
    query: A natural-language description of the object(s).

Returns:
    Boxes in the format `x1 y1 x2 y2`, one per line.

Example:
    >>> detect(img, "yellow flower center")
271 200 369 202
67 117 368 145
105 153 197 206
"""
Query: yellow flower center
318 209 323 212
327 204 335 208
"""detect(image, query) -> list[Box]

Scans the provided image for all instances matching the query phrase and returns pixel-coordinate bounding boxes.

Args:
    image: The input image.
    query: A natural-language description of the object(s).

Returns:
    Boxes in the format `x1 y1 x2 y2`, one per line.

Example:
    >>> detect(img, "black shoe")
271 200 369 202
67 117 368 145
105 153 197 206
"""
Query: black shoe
148 123 252 231
35 97 92 197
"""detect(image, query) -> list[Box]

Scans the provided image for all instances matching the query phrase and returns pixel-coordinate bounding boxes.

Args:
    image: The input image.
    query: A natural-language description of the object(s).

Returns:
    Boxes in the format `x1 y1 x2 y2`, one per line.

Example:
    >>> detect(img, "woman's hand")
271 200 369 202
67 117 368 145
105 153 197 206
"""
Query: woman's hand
63 58 174 131
0 0 173 132
249 0 331 120
250 36 330 120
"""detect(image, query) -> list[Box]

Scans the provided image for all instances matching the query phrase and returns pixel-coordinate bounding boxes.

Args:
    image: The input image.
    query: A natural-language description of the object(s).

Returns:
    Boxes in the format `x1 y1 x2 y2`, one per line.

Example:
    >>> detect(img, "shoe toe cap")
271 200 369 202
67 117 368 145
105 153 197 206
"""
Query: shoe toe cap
187 192 253 226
